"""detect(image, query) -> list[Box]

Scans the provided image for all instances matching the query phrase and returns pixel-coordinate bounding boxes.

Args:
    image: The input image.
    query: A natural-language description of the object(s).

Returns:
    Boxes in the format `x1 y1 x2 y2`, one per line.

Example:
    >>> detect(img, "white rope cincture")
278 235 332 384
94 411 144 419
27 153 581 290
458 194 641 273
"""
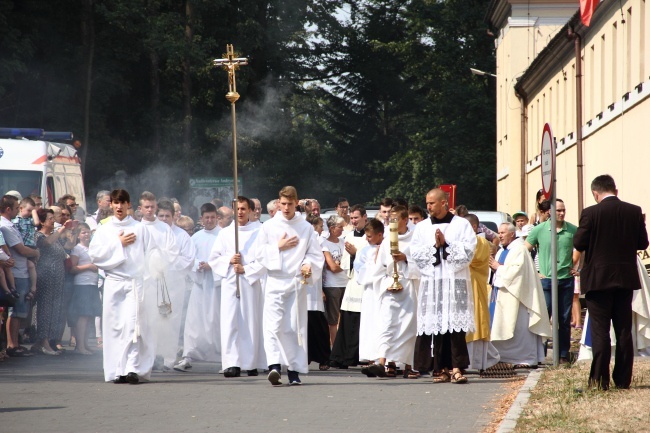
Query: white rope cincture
132 279 140 343
294 277 303 347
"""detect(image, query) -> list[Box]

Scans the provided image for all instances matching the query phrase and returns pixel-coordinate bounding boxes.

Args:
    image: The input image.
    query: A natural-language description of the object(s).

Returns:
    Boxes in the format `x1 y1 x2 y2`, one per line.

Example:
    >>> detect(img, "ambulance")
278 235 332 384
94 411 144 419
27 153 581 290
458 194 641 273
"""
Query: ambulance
0 128 86 211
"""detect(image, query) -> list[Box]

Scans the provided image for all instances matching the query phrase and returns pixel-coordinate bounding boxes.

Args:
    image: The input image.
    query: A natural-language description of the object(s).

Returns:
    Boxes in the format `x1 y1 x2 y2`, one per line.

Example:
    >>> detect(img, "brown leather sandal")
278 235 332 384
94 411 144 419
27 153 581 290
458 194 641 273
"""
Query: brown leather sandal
451 371 468 384
403 368 420 379
432 372 451 383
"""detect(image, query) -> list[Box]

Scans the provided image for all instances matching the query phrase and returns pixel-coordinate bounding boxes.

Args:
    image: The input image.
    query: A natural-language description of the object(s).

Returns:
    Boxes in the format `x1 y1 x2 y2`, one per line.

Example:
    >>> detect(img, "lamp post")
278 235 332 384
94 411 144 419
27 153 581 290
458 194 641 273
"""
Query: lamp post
470 68 497 78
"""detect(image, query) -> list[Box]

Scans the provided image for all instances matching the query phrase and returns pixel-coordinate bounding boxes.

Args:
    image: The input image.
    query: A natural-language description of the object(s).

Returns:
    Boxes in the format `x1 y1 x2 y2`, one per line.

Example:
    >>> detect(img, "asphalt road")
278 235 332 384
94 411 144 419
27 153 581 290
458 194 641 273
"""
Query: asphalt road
0 346 524 433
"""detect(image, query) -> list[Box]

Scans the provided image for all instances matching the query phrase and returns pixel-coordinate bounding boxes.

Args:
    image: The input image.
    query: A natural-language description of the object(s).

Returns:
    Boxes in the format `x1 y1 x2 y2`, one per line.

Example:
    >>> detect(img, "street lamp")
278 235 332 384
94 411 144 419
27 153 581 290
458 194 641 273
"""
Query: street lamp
470 68 497 78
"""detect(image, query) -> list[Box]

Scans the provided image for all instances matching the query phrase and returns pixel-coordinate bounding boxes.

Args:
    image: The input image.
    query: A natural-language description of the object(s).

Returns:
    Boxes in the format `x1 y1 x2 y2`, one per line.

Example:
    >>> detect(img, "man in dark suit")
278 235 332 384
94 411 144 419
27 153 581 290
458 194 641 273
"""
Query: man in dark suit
574 175 649 390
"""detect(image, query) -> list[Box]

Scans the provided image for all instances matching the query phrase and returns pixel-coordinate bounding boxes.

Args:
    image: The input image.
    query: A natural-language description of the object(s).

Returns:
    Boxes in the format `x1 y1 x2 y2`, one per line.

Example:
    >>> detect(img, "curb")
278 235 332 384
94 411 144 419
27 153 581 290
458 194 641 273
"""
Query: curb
496 368 543 433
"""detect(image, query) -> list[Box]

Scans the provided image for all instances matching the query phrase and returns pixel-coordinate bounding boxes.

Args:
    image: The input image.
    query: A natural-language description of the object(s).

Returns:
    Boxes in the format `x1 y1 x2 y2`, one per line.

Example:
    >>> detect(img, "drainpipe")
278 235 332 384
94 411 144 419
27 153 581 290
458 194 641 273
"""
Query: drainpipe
516 90 527 212
568 27 584 214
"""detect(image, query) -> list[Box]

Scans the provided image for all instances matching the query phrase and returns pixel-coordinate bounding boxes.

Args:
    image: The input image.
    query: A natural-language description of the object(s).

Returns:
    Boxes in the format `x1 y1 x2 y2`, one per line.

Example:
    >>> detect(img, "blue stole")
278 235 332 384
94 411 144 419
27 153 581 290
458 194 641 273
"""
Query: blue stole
489 247 510 328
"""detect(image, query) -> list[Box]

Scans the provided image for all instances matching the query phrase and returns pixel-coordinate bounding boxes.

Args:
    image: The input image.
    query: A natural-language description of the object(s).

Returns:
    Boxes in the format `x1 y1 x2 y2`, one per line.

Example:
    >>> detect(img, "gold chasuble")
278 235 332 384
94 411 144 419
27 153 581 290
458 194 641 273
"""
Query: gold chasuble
466 236 491 343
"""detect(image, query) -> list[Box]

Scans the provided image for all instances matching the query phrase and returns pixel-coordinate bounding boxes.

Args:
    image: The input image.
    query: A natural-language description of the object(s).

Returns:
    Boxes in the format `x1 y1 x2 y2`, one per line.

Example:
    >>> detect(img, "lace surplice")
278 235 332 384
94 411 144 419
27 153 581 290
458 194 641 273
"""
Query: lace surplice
411 216 477 335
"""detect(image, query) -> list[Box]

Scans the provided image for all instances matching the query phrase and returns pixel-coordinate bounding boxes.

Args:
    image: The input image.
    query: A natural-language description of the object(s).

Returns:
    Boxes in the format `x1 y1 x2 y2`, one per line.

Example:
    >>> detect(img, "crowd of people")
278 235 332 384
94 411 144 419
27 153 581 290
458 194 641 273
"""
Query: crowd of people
0 191 100 359
1 174 648 391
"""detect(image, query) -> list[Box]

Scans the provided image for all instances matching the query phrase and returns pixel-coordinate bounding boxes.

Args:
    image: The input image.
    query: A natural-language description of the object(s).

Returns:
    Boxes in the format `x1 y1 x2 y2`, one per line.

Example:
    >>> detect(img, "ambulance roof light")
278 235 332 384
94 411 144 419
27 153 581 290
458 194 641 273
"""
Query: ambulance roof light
0 127 44 138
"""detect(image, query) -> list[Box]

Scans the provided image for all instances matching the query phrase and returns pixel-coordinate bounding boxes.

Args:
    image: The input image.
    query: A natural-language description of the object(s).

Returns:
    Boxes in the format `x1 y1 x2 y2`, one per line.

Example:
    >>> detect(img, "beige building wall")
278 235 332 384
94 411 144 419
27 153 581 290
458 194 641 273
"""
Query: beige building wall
522 0 650 221
493 0 650 259
490 0 576 216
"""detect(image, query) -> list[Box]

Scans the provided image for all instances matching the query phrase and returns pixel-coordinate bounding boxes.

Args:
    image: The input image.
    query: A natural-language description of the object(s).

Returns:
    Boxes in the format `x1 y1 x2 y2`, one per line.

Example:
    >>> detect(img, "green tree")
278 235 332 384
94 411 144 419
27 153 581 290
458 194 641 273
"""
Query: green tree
0 0 496 211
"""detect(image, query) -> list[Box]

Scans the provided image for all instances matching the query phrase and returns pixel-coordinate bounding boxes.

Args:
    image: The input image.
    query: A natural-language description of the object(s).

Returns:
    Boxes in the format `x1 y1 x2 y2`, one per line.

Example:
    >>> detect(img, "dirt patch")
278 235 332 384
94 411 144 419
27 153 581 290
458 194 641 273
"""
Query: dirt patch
483 375 526 433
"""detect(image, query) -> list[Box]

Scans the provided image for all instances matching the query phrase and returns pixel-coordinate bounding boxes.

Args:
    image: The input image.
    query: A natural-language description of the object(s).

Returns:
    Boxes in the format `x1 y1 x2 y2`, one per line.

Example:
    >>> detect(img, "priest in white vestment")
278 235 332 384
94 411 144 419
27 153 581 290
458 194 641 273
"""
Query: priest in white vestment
411 189 476 384
139 193 180 370
88 189 155 384
578 256 650 361
175 203 222 371
632 257 650 356
254 186 323 386
304 215 330 370
156 200 195 368
208 197 266 377
489 223 551 366
369 206 419 378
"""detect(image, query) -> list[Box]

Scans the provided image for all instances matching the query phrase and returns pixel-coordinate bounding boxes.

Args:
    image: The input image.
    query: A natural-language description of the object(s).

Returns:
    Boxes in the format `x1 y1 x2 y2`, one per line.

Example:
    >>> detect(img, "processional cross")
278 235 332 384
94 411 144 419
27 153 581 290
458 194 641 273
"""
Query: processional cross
213 44 248 298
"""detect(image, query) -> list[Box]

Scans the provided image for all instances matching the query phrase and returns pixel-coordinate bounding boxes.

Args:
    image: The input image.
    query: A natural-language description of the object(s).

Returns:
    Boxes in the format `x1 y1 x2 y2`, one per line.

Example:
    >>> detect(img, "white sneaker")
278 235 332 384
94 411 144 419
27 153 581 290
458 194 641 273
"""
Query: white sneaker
173 359 192 372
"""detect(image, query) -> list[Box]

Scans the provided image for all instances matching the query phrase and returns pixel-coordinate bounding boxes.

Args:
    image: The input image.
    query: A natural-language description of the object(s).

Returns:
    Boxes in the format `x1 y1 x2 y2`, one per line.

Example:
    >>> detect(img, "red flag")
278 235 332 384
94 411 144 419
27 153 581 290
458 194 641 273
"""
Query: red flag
580 0 598 26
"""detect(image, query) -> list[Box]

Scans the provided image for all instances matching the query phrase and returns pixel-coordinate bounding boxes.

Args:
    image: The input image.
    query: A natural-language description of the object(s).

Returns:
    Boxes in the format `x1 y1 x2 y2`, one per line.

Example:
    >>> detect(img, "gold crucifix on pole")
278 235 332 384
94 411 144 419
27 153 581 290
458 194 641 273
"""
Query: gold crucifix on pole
213 44 248 298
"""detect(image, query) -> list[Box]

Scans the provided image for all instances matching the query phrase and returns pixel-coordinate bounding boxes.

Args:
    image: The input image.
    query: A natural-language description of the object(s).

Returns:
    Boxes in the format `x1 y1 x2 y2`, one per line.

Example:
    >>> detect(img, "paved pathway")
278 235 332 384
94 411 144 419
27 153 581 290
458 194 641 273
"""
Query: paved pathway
0 348 526 433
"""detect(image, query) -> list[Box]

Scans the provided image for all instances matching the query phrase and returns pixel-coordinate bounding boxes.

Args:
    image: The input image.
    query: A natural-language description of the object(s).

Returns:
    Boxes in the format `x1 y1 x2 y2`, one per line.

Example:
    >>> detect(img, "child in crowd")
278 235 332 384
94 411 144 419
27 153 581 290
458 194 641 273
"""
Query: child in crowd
13 197 40 297
330 218 384 371
68 223 101 355
357 219 385 375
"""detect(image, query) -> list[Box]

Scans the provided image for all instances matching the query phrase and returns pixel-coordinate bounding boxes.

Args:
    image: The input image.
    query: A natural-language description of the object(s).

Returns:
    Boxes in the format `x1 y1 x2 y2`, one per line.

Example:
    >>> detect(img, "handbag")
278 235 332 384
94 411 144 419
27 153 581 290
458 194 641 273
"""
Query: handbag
157 277 172 316
0 290 18 308
64 255 73 273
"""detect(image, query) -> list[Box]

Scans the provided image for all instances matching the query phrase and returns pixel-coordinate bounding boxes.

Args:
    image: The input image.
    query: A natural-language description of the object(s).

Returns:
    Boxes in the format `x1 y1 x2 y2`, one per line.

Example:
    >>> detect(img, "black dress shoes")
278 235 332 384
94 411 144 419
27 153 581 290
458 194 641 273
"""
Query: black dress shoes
125 372 140 384
113 376 127 384
247 369 259 376
224 367 241 378
367 364 387 378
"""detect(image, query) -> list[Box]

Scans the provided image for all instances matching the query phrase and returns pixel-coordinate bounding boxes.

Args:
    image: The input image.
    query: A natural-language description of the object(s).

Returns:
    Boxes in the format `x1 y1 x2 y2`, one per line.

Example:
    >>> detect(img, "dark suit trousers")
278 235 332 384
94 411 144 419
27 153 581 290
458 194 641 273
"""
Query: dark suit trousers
585 289 634 390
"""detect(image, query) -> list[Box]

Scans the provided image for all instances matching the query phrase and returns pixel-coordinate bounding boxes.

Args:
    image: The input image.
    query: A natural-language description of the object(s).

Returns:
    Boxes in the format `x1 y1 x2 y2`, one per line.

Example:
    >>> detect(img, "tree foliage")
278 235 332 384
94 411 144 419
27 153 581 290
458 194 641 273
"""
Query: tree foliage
0 0 495 209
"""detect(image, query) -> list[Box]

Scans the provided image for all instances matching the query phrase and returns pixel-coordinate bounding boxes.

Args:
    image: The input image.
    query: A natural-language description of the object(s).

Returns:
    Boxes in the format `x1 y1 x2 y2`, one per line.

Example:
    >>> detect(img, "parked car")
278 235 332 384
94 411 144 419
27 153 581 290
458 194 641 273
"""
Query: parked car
469 210 512 233
321 206 380 220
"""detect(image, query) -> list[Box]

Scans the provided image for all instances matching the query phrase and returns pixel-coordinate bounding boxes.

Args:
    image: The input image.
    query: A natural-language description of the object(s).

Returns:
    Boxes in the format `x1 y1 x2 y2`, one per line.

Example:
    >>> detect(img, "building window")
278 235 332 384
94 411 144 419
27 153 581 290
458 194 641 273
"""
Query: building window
557 79 562 136
589 45 594 120
640 0 645 84
612 22 618 105
626 8 632 93
601 35 606 111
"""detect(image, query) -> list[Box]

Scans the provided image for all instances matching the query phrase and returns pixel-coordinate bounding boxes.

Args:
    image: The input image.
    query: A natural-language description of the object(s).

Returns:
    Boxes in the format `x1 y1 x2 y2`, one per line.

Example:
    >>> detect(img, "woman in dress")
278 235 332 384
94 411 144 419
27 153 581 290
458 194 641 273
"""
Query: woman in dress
68 223 102 355
31 208 74 355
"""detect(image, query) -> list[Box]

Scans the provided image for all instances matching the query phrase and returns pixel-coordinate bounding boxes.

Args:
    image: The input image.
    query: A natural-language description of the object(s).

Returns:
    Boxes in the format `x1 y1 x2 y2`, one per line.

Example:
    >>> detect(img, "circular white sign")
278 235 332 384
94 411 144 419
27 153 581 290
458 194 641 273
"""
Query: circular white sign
540 123 554 200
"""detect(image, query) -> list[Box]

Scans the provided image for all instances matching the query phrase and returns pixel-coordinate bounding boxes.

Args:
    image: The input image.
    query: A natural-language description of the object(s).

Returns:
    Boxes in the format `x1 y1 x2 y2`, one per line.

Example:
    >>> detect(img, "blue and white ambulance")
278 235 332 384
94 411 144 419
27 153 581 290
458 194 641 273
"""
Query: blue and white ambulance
0 128 86 210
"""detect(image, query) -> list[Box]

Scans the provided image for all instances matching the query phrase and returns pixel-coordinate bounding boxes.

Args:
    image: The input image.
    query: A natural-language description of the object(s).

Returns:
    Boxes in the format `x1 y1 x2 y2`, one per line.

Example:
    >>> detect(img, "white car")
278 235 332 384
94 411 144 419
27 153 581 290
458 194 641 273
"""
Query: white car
320 206 379 220
469 211 513 233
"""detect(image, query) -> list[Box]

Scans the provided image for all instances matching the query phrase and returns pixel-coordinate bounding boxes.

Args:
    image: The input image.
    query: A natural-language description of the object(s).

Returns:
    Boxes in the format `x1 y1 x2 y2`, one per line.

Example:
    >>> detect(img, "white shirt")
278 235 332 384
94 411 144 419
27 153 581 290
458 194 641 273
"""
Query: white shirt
72 244 99 286
322 238 349 288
